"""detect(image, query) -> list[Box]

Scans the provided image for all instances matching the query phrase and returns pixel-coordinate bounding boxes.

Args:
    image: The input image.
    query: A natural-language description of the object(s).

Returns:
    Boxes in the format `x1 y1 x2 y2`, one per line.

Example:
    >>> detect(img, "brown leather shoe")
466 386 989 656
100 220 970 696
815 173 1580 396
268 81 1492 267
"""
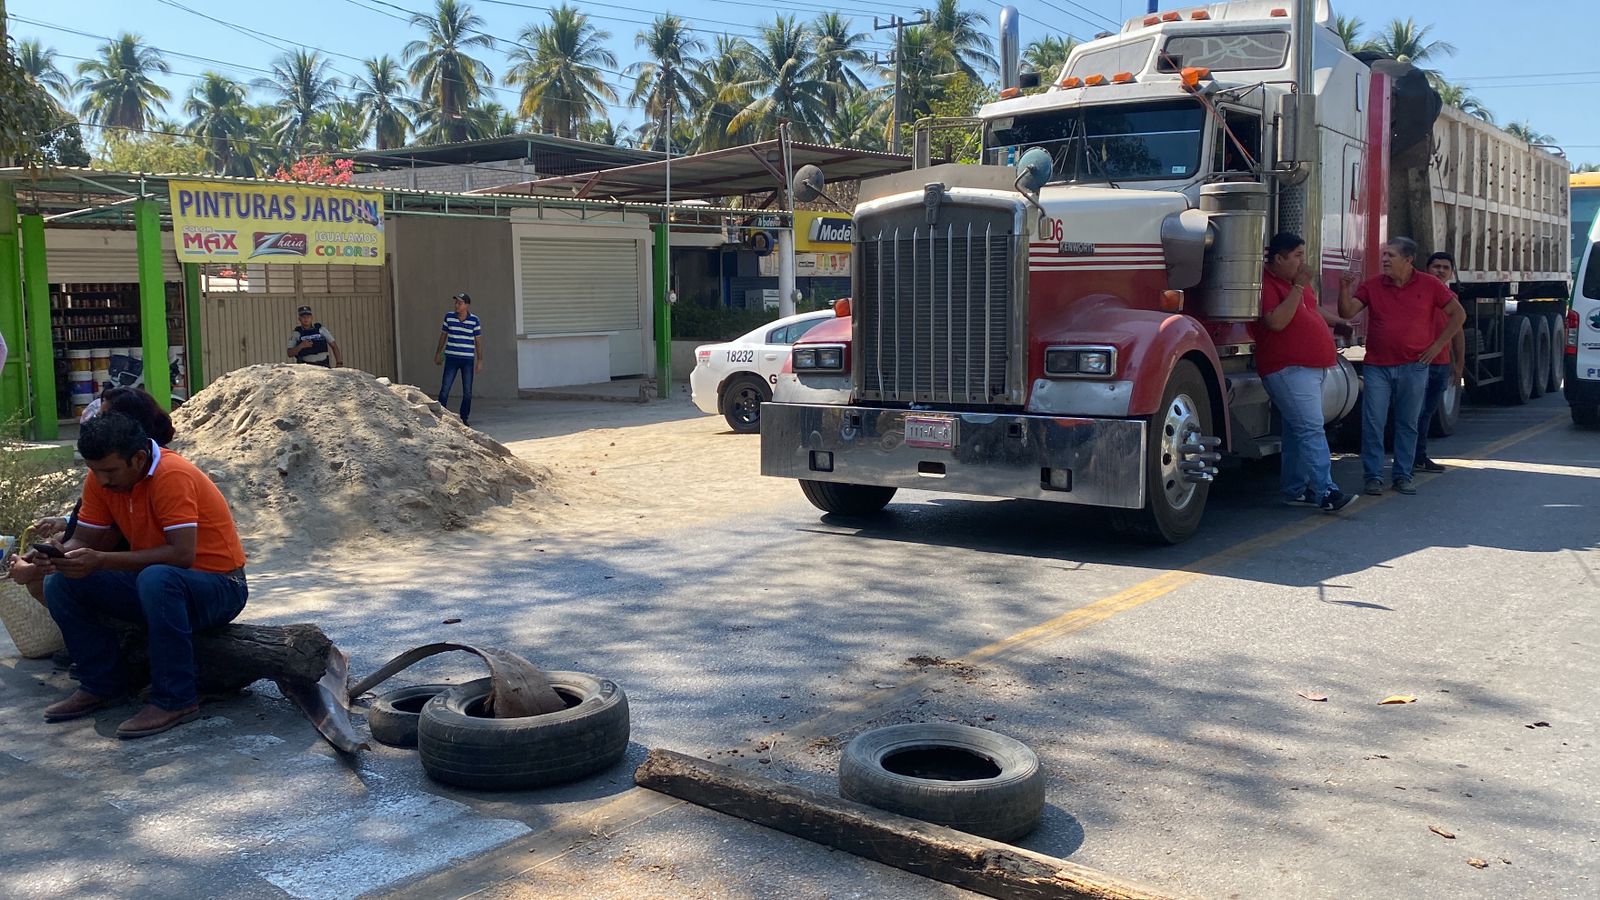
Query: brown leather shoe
116 703 201 739
43 689 115 722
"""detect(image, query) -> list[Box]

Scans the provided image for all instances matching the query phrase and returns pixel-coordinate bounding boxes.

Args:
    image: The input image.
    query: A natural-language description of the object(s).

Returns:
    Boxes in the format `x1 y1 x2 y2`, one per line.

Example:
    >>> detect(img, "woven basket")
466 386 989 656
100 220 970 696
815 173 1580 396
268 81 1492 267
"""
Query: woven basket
0 580 65 659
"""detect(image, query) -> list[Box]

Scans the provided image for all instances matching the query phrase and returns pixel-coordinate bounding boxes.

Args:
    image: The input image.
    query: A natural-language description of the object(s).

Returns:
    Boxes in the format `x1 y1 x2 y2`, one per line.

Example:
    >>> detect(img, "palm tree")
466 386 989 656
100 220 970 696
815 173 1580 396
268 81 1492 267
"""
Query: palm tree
882 25 945 133
731 15 830 141
812 13 869 117
626 15 704 148
256 50 340 154
1022 35 1076 82
1505 121 1555 145
689 35 755 151
352 56 416 150
476 102 521 137
578 118 622 145
1332 15 1371 54
1430 77 1493 124
184 72 248 174
505 4 618 139
74 34 171 132
17 39 72 106
405 0 495 143
825 86 886 149
922 0 995 79
1371 18 1455 68
308 101 367 152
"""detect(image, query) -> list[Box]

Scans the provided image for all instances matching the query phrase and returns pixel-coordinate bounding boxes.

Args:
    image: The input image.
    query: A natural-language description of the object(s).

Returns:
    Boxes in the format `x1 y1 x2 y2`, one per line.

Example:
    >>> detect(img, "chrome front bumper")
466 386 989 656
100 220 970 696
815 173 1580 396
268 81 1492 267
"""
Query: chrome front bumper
759 403 1147 509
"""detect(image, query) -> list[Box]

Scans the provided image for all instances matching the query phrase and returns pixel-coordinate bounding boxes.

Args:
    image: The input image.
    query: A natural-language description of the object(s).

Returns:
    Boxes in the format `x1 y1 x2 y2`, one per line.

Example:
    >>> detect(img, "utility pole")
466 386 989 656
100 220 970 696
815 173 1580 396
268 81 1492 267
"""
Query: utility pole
657 58 675 396
874 14 931 154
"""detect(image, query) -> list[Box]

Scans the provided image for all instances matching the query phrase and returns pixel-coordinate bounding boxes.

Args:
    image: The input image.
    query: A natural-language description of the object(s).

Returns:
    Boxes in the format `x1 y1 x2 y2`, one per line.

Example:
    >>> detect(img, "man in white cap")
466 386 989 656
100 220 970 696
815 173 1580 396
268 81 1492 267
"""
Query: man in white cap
287 305 342 368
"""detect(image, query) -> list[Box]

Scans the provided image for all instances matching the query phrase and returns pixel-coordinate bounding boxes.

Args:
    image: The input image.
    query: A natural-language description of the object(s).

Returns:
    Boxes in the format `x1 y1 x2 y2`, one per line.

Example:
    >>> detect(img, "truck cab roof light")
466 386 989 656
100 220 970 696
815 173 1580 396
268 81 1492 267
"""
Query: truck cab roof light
1084 74 1108 86
1190 10 1210 19
1112 71 1136 83
1180 66 1212 88
999 86 1022 99
1143 14 1160 25
1060 76 1084 88
1161 11 1181 21
833 298 851 318
1270 7 1288 16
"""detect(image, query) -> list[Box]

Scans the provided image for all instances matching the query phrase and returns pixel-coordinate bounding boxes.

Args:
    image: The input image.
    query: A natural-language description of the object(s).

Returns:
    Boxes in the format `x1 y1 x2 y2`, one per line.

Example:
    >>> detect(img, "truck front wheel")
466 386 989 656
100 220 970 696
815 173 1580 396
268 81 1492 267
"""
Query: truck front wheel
1110 360 1213 544
799 480 897 517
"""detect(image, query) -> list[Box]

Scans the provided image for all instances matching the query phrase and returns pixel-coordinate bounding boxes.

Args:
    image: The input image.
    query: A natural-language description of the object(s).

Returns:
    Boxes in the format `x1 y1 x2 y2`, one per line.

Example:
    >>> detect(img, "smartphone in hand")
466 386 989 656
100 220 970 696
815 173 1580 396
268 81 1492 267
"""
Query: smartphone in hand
30 542 66 559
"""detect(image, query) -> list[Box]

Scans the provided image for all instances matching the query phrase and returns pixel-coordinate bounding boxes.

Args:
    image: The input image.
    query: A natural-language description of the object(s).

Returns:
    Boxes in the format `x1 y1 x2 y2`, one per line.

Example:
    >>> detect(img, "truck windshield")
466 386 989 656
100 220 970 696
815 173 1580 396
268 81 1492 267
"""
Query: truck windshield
986 101 1206 184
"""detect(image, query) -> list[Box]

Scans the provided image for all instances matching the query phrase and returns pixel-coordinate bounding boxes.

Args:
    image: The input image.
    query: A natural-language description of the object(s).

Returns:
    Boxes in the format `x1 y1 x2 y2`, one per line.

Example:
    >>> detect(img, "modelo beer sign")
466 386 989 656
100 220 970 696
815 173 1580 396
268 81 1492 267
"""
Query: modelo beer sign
169 180 384 266
795 211 854 252
809 216 853 244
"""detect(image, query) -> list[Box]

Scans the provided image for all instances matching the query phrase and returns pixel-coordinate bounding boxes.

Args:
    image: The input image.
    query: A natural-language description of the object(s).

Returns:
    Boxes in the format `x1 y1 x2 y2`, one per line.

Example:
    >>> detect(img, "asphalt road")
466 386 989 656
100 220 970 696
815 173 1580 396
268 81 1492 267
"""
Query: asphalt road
0 393 1594 899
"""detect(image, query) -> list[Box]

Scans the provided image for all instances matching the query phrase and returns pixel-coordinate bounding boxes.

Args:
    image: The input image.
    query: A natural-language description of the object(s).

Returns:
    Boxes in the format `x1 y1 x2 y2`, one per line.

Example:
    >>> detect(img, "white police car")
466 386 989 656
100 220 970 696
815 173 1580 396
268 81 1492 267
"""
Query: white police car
690 309 834 432
1568 232 1600 427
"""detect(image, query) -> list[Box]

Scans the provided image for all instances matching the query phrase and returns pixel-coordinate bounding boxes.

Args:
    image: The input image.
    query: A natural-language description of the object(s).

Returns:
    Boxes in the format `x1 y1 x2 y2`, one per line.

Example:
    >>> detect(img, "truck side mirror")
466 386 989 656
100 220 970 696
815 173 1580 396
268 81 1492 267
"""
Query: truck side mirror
1016 147 1053 196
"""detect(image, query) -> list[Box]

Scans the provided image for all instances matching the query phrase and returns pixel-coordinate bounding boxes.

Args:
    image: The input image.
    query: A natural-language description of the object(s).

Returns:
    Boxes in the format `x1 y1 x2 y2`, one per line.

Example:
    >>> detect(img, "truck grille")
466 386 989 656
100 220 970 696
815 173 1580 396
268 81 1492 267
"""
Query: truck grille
855 218 1022 405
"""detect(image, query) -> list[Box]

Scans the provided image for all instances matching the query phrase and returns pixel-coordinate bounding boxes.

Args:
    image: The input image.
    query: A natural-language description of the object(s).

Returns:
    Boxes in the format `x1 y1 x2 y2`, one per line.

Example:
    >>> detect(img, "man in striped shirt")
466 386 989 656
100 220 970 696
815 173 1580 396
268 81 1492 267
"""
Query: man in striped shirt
435 292 483 425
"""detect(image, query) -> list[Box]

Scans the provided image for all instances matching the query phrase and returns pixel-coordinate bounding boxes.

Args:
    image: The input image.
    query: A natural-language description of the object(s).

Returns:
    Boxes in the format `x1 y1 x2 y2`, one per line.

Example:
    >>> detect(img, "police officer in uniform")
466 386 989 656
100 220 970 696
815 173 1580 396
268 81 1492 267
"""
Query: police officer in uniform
287 305 343 368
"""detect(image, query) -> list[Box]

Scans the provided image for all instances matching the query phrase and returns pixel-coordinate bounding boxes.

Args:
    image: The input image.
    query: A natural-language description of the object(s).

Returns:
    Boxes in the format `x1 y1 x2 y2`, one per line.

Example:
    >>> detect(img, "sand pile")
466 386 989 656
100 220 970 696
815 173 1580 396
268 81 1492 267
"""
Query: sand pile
169 364 548 545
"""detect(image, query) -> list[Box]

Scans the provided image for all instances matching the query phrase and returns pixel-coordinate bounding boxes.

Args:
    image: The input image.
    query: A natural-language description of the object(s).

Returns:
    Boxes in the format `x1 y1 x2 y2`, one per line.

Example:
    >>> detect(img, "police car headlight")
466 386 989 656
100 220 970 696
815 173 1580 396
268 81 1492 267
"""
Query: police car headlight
816 347 844 370
793 348 818 369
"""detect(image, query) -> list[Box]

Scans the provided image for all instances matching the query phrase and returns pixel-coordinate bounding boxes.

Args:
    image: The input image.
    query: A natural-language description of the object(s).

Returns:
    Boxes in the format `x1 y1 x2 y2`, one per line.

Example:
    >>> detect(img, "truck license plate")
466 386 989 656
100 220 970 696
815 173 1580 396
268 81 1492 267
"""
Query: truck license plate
904 416 956 450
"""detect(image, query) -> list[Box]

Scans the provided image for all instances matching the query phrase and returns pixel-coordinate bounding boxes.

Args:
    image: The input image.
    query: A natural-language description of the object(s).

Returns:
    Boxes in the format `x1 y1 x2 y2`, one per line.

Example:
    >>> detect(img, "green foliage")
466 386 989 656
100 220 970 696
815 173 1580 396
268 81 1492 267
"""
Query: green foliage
96 131 207 173
670 303 781 341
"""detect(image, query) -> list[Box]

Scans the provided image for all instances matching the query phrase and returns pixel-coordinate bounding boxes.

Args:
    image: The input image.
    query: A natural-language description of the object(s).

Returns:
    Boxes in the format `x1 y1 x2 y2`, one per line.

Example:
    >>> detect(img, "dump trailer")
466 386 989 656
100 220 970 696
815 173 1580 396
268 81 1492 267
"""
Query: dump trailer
761 0 1571 543
1390 102 1571 422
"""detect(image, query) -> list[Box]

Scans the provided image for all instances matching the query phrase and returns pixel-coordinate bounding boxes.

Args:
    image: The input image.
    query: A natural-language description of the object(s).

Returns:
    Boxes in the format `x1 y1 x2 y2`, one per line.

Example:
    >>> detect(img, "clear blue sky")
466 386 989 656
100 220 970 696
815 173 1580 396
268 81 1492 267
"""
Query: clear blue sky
7 0 1597 166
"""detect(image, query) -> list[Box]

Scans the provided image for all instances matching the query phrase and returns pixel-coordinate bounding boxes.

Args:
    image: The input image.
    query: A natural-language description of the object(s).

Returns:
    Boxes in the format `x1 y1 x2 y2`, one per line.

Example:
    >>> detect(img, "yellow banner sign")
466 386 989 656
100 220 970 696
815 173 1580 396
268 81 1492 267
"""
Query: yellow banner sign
169 180 385 266
795 210 854 252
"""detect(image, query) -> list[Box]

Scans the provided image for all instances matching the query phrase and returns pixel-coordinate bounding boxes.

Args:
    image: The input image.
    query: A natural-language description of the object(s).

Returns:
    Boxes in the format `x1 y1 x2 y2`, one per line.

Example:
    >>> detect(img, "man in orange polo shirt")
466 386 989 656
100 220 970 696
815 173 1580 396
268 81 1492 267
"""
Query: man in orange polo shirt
29 412 248 739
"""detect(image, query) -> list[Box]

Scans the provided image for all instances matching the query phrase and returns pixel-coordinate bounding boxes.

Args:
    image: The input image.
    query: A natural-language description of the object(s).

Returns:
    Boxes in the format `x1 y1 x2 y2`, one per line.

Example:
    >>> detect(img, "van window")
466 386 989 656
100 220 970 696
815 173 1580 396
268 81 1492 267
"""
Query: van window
1584 243 1600 300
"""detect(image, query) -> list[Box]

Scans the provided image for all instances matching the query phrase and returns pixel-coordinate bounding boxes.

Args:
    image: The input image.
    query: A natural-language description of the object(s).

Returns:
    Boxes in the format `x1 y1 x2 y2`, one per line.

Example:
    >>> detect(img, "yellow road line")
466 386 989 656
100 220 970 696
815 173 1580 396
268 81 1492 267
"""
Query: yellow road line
409 410 1568 900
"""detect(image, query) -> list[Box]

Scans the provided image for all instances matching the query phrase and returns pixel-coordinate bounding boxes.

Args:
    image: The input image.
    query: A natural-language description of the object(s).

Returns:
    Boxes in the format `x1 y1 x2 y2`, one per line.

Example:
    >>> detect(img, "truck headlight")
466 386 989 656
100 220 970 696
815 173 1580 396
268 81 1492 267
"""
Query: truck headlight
794 345 846 372
817 347 844 370
1043 345 1117 378
793 348 818 369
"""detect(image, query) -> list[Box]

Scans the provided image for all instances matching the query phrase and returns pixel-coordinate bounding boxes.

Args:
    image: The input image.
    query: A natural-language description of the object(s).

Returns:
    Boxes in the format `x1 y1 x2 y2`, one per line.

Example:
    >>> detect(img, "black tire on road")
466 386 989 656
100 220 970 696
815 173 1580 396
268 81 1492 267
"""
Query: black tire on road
1430 375 1461 437
1530 316 1552 399
839 723 1045 843
367 683 453 748
1109 359 1212 544
418 673 630 791
1500 315 1535 405
1545 312 1565 394
721 375 770 434
799 479 897 516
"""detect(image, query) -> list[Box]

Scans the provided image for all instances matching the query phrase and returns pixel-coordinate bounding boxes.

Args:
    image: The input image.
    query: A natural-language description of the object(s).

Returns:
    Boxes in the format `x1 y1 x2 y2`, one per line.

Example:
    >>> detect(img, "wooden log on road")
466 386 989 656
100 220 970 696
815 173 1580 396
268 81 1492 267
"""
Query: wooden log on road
108 620 337 696
634 748 1176 900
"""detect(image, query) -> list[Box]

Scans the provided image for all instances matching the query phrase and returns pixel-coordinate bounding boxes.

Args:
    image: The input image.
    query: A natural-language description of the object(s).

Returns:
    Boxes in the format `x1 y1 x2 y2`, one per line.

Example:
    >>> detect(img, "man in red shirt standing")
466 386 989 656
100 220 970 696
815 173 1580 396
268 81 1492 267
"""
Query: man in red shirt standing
1415 252 1467 472
1338 237 1467 495
1251 233 1356 512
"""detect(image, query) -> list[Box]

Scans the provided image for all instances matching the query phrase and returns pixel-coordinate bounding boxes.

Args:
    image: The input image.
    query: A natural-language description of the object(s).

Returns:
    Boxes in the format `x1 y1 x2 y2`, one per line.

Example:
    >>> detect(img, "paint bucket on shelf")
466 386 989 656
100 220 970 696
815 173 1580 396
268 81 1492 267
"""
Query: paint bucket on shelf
91 369 112 391
67 349 93 372
90 348 112 368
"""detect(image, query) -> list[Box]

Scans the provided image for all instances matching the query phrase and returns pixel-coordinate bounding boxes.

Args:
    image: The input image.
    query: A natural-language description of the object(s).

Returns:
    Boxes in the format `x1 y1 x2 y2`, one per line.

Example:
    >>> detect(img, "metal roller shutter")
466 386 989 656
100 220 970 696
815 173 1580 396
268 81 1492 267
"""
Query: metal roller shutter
41 230 183 282
519 237 641 335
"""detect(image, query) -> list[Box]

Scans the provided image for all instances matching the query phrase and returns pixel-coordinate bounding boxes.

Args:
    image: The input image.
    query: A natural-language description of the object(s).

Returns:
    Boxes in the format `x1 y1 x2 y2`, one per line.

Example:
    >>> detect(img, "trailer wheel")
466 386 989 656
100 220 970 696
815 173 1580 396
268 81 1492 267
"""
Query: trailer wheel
1530 316 1552 399
1110 360 1212 544
1430 376 1461 437
1544 313 1565 394
799 480 897 517
1500 316 1535 405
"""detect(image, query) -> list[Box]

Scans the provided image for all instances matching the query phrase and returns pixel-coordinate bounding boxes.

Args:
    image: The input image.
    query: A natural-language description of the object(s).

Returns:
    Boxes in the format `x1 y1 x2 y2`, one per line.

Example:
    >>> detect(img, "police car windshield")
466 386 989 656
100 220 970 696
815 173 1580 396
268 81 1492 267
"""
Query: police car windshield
986 101 1205 184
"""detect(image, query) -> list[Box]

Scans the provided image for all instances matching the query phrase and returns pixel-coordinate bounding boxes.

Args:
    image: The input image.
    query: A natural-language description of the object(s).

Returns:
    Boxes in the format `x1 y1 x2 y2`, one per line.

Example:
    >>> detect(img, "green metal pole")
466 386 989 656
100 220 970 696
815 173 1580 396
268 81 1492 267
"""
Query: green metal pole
0 184 27 431
653 222 671 396
134 197 171 409
20 215 56 440
182 262 204 396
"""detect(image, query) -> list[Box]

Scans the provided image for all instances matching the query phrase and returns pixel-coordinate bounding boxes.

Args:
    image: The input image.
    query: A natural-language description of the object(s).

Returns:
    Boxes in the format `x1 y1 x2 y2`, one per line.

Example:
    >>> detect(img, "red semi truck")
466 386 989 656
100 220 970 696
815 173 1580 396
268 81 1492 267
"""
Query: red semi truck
761 0 1571 542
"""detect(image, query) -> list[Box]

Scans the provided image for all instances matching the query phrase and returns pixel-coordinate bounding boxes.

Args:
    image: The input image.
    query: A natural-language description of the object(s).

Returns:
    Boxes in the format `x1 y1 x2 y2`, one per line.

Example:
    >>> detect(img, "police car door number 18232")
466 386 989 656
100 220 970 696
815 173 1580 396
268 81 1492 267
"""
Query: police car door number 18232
725 349 755 363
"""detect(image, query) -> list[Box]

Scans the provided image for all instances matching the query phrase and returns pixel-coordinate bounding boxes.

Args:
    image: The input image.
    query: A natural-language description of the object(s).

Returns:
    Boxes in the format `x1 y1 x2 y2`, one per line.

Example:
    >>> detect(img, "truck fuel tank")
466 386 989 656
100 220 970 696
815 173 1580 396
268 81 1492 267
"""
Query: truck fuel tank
1197 183 1270 322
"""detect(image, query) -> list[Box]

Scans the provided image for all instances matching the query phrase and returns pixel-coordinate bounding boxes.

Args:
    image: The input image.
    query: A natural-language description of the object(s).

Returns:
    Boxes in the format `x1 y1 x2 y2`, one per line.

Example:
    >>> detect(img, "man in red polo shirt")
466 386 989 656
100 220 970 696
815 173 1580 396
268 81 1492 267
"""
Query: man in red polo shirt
1251 232 1356 513
1338 237 1466 495
28 412 248 739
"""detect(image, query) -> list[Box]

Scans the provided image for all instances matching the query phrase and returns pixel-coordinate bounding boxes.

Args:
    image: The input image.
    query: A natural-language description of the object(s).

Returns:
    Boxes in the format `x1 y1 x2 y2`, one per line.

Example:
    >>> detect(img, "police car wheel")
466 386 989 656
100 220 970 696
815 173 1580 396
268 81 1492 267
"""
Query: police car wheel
721 375 770 434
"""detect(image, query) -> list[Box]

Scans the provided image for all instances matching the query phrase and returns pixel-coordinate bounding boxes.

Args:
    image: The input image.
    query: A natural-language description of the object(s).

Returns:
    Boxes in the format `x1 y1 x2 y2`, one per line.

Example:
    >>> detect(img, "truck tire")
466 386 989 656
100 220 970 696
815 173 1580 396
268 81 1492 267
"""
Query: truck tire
721 375 770 434
1430 376 1461 437
1109 360 1213 544
1545 312 1565 394
417 674 630 791
1499 316 1535 405
1529 316 1552 399
838 723 1045 842
799 479 896 516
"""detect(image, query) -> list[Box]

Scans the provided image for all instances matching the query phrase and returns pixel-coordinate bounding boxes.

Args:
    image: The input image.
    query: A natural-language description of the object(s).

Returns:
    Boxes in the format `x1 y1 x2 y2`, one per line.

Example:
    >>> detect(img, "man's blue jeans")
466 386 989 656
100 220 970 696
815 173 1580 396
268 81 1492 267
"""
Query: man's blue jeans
1263 365 1335 500
439 355 475 423
1361 362 1429 483
45 566 248 710
1415 363 1451 463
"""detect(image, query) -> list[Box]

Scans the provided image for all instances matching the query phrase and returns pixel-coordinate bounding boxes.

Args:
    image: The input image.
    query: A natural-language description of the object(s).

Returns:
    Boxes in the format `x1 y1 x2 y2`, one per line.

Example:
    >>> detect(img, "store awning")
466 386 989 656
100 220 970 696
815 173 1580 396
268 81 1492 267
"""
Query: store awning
480 141 919 203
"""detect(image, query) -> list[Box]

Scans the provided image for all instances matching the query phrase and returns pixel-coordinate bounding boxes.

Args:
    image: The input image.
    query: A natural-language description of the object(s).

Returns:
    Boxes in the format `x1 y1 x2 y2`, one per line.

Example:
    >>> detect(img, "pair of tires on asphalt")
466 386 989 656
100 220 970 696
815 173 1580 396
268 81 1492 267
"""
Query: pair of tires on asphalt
366 672 630 790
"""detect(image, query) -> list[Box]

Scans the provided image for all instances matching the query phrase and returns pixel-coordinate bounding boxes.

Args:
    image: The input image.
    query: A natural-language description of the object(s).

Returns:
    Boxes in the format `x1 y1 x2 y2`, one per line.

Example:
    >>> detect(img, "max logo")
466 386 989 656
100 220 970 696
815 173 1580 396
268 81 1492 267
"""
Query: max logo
253 232 308 257
181 230 238 254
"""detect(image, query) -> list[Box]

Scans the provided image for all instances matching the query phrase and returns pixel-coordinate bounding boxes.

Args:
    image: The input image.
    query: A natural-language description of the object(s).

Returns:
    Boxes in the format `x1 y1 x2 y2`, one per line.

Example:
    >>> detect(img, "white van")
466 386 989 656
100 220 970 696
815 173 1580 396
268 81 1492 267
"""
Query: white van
1569 227 1600 427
